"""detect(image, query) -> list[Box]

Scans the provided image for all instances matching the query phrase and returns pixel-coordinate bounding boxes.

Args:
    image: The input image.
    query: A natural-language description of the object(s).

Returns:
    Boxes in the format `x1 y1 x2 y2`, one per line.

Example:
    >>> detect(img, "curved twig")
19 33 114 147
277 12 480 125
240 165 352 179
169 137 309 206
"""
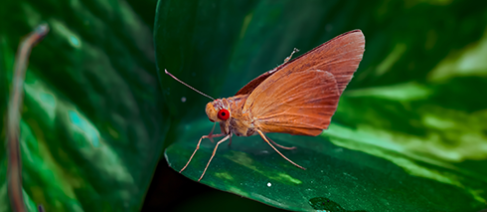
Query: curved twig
7 24 49 212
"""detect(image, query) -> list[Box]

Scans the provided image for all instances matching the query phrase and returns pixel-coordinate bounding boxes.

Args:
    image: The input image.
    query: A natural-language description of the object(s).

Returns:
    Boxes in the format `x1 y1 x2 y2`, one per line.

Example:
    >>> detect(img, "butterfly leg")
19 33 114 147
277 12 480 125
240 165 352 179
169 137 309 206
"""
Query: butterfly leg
199 134 232 181
265 136 296 150
208 122 217 143
216 123 231 147
227 136 232 147
179 133 227 173
257 130 306 170
283 48 300 63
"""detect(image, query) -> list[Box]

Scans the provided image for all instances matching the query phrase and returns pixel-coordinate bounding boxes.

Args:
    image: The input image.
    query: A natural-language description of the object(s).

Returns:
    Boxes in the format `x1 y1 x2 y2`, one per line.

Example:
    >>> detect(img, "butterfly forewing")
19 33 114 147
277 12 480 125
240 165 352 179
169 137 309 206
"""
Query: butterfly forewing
242 30 365 136
236 30 365 95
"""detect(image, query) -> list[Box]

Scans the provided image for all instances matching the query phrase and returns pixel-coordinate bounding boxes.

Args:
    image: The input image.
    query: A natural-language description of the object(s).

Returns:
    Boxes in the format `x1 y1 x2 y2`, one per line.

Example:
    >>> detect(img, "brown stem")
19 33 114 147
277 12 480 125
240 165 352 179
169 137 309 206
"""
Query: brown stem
7 24 49 212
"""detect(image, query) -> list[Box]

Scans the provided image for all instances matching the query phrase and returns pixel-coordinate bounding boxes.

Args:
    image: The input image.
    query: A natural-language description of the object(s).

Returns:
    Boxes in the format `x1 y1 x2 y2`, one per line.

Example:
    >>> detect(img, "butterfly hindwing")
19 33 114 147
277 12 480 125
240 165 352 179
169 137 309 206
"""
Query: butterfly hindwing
245 69 340 136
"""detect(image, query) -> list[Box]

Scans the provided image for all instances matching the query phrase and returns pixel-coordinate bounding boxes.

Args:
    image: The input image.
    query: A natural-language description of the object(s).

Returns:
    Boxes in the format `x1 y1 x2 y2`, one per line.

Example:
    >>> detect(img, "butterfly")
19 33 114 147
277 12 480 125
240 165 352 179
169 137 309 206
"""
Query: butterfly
166 29 365 181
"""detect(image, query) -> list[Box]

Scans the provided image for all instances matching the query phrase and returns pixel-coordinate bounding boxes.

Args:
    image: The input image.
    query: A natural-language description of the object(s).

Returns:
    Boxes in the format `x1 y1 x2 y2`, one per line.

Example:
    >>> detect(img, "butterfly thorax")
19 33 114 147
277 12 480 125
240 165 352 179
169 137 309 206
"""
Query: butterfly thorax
205 95 255 137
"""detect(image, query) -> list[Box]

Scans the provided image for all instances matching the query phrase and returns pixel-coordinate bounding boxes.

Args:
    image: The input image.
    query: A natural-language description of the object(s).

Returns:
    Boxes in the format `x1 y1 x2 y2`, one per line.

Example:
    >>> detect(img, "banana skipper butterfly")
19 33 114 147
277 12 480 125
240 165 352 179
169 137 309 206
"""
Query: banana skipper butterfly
166 30 365 181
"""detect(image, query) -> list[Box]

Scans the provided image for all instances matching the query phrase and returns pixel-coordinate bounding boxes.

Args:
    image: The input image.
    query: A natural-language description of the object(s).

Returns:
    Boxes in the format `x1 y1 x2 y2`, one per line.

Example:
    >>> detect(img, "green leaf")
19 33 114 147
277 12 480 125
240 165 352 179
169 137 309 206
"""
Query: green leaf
156 0 487 211
0 0 166 211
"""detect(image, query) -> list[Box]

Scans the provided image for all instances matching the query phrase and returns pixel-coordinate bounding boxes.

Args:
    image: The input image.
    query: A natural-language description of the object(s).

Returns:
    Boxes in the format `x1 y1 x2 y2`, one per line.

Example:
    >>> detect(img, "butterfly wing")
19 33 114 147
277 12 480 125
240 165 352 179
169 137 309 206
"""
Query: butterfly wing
244 69 339 136
236 29 365 95
235 71 275 95
243 30 365 136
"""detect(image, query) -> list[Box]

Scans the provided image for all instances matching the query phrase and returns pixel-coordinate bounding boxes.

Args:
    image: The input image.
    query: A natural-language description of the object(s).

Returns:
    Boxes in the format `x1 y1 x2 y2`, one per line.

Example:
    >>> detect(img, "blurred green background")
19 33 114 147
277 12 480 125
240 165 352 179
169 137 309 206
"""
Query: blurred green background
1 0 487 211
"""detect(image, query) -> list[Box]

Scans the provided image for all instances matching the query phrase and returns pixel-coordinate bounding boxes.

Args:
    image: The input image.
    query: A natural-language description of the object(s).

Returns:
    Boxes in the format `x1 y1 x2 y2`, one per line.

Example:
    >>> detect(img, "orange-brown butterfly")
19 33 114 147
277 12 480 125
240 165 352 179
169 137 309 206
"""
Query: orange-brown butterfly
166 30 365 181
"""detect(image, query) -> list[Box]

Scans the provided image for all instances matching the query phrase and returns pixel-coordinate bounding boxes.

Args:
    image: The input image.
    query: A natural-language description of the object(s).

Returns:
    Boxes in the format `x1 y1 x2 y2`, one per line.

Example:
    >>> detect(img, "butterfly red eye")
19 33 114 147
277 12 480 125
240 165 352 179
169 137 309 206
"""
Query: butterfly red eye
217 109 230 120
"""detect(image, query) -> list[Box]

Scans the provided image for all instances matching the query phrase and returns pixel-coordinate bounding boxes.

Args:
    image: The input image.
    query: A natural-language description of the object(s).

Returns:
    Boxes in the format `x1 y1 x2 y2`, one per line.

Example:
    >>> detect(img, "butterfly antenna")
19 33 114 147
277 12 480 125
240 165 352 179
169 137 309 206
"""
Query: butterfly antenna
164 69 215 100
283 48 300 63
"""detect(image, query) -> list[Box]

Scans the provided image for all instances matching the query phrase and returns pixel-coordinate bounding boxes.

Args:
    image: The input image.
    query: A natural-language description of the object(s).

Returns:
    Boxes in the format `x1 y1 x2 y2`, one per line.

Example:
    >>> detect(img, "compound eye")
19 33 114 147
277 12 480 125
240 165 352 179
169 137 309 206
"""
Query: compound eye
217 109 230 120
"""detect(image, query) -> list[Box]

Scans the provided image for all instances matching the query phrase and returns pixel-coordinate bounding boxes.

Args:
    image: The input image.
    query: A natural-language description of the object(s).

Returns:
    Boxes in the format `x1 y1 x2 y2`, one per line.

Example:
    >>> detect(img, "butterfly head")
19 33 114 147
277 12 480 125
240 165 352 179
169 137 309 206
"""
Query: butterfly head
206 100 230 122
